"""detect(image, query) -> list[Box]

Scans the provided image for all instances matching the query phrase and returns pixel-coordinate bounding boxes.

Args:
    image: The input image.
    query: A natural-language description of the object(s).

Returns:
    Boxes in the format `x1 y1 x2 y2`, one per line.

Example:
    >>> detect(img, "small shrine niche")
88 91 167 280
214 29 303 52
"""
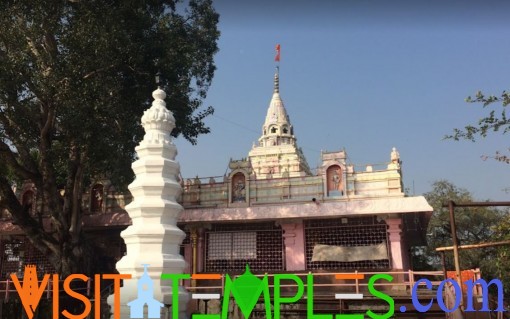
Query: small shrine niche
327 165 343 196
231 172 246 203
91 184 104 212
228 159 252 205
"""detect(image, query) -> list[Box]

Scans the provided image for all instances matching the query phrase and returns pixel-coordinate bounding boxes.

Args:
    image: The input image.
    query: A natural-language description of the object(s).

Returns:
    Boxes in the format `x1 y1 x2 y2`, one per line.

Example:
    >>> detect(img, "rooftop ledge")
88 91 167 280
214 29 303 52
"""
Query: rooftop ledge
179 196 432 223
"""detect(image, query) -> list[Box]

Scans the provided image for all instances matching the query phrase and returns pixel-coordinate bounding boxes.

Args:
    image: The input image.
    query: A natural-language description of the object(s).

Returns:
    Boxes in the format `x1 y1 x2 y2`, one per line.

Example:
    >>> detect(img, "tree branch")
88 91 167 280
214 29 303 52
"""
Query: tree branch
0 109 40 178
83 64 116 79
0 140 40 181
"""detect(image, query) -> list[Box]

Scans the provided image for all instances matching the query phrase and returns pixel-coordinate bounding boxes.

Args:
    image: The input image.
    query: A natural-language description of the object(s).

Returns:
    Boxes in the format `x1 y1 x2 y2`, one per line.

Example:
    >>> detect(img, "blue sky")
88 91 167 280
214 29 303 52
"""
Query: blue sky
174 0 510 200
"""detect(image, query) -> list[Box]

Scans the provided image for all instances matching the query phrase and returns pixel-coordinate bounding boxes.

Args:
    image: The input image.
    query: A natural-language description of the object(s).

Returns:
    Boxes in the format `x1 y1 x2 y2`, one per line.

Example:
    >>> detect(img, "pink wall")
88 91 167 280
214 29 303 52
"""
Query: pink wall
386 218 407 270
281 222 305 271
189 218 410 273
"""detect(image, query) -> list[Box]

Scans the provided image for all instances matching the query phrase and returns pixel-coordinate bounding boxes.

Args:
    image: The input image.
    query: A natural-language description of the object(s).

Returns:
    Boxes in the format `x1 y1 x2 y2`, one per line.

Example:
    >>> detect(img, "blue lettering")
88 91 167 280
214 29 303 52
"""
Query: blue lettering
465 279 505 312
411 279 434 313
437 279 461 313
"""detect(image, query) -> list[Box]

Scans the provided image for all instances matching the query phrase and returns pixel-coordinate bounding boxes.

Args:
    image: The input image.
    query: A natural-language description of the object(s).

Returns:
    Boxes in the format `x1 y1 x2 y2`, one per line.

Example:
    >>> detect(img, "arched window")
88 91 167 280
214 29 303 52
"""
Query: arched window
271 127 277 134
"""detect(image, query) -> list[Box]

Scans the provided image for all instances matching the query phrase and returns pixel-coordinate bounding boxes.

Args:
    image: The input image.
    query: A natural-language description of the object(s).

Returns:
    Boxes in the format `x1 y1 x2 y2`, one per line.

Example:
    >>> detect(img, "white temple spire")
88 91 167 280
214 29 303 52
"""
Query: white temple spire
248 68 311 178
111 83 188 318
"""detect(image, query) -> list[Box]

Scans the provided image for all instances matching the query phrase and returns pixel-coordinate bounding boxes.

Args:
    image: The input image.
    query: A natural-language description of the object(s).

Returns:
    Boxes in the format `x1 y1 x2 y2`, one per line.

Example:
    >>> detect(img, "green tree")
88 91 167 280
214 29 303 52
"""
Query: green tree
423 181 502 270
491 217 510 298
418 180 510 294
0 0 219 278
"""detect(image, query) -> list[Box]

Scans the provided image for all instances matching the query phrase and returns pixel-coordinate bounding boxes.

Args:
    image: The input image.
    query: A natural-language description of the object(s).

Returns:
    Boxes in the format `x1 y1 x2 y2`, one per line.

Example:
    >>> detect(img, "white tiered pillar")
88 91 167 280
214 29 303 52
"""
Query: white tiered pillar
109 87 188 319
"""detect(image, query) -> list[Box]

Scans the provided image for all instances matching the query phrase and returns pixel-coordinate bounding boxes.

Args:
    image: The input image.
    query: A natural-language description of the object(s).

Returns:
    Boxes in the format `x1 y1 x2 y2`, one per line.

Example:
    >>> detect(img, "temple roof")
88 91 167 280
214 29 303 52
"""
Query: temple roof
262 69 292 131
249 68 311 178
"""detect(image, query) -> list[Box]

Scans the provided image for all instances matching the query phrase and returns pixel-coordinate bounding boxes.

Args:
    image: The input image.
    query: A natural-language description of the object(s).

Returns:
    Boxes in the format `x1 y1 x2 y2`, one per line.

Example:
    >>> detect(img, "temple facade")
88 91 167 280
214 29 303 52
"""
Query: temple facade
178 68 432 277
174 70 445 317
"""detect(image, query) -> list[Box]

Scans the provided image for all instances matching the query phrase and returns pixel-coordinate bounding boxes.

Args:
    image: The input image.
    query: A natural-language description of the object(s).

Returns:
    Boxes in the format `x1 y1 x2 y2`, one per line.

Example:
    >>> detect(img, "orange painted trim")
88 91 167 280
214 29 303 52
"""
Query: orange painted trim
335 274 365 280
191 274 221 280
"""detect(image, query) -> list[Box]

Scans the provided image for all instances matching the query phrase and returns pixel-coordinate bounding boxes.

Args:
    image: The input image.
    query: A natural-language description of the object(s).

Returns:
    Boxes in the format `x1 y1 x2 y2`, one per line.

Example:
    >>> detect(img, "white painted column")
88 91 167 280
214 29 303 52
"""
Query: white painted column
109 87 188 319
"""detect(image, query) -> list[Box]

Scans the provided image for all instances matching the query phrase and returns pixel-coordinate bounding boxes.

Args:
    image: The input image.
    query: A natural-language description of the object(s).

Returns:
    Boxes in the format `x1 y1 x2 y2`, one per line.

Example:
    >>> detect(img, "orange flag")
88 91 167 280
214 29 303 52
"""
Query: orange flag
275 44 281 62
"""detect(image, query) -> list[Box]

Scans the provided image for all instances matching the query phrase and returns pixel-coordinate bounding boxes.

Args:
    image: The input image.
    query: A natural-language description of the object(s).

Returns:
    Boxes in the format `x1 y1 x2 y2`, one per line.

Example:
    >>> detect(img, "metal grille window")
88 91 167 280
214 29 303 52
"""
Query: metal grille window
304 217 390 270
208 232 257 260
205 223 283 273
0 236 55 278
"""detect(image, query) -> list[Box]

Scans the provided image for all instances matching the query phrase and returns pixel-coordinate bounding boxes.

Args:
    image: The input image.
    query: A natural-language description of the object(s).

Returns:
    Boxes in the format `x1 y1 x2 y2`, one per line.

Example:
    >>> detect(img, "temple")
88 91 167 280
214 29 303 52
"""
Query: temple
179 67 431 273
176 69 441 317
0 67 459 318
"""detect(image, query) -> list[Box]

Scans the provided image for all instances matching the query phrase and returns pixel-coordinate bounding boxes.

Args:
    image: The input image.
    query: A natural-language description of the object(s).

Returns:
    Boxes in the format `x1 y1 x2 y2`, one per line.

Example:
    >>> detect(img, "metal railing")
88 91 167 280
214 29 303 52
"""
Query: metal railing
0 278 91 301
184 269 446 297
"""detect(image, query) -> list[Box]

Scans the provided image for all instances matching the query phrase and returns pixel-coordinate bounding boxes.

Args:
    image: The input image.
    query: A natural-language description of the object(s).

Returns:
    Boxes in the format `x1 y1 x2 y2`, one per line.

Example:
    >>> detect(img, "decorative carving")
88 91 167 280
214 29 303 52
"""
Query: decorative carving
234 181 245 200
332 171 340 190
391 147 401 164
228 158 251 170
140 89 175 133
231 173 246 202
326 165 343 197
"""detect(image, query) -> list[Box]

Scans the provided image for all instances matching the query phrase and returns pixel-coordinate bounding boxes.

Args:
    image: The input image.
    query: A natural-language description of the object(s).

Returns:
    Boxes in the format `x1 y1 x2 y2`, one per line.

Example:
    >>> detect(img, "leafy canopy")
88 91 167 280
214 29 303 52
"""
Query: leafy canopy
0 0 219 276
0 0 219 183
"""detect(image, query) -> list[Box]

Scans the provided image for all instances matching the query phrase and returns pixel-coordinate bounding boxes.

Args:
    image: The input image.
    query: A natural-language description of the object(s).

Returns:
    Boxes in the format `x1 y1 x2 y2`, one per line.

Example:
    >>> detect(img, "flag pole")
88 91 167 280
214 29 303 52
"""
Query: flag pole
275 44 281 84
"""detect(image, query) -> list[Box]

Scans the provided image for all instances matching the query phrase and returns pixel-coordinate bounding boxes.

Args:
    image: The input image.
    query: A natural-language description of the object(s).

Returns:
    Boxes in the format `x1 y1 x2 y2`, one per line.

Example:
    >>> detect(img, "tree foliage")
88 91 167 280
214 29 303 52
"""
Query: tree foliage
447 90 510 163
444 87 510 296
0 0 219 277
490 214 510 298
416 180 510 294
